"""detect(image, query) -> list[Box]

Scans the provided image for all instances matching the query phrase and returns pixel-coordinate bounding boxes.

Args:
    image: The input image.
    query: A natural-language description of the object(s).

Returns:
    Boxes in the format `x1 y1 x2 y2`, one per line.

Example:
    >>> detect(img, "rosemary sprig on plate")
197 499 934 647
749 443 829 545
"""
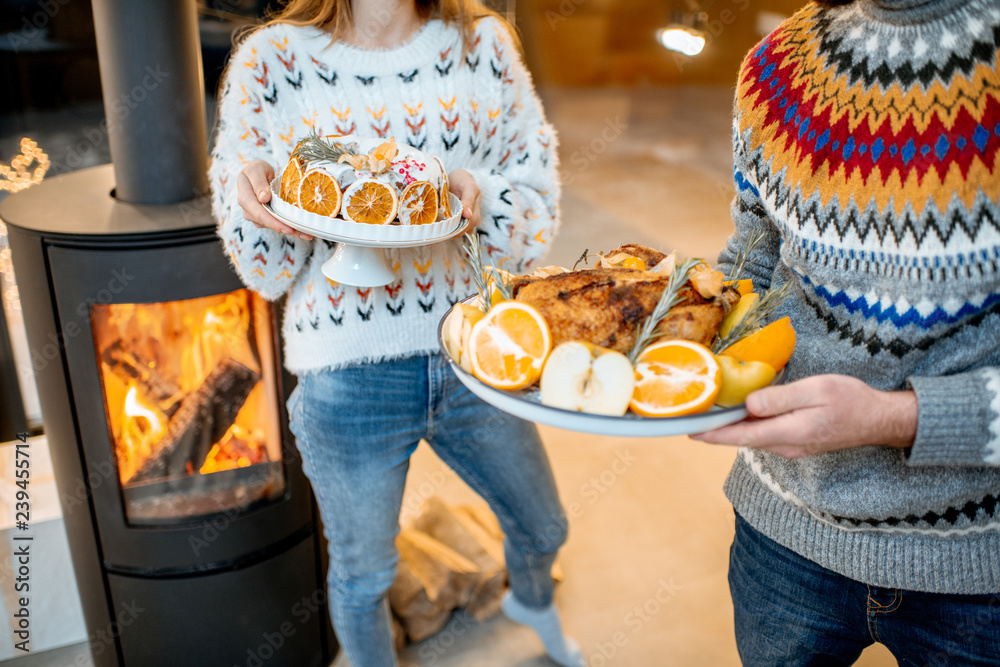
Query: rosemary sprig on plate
291 133 360 166
462 234 510 313
711 281 793 354
627 258 701 365
727 229 765 281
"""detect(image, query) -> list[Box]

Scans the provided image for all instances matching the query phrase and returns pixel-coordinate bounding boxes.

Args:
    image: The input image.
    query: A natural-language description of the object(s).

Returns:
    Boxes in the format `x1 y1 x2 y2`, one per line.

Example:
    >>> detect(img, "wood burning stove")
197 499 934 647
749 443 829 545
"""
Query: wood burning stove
0 0 336 664
1 165 335 666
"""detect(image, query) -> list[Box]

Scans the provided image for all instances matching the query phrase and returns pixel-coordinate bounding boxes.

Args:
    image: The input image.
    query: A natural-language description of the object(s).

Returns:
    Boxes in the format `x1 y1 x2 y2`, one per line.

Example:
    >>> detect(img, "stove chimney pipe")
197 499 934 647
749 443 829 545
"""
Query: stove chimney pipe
90 0 209 205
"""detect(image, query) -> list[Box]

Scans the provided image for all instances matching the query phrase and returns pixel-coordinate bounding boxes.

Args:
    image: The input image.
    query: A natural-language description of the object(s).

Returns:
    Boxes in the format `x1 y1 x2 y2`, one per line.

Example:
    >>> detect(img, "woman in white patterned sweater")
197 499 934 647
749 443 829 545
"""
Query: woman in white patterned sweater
209 1 581 666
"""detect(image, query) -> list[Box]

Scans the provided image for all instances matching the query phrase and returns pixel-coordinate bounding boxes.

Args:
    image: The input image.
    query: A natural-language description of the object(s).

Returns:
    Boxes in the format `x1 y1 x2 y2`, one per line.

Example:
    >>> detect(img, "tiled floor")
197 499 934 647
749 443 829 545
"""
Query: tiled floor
0 87 897 666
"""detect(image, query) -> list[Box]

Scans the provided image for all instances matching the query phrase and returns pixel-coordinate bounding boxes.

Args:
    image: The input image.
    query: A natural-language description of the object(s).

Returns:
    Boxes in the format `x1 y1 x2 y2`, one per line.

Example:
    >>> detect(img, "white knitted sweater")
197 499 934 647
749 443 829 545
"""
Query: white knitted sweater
209 17 559 374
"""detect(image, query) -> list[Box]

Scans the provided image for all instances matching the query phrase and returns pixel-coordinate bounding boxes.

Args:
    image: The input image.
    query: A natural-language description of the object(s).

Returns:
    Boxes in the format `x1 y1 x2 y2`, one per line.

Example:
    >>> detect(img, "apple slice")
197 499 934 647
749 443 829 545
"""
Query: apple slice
540 342 635 416
443 303 485 373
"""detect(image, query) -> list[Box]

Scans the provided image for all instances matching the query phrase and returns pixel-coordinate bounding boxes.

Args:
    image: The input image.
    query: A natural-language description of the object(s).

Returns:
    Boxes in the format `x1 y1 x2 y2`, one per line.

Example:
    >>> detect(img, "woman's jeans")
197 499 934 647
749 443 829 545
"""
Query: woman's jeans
730 513 1000 666
288 354 568 667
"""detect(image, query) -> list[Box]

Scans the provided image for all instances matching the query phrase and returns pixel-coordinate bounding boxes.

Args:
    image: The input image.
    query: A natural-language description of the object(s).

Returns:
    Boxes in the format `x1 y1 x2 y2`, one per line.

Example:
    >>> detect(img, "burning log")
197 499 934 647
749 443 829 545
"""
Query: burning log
102 339 185 417
130 359 260 483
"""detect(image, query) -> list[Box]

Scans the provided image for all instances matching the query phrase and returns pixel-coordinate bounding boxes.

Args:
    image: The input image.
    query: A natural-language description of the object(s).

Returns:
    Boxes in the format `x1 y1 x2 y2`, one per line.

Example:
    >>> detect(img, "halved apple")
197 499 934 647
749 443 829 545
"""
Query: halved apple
540 341 635 416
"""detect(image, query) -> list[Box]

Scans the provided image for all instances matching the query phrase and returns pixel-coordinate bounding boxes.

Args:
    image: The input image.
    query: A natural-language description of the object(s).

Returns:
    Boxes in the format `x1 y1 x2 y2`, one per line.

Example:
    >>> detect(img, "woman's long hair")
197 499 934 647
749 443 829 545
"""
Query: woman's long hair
259 0 513 54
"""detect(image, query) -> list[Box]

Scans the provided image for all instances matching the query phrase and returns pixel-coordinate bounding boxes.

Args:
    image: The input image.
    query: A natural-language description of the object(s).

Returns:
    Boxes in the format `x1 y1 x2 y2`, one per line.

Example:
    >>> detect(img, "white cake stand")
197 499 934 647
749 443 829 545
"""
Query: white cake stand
265 180 468 287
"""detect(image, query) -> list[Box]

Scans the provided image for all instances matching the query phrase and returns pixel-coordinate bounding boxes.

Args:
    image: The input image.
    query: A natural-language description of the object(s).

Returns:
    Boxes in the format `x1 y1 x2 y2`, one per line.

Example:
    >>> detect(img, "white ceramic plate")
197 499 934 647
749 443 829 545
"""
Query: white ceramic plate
267 178 465 247
437 298 780 437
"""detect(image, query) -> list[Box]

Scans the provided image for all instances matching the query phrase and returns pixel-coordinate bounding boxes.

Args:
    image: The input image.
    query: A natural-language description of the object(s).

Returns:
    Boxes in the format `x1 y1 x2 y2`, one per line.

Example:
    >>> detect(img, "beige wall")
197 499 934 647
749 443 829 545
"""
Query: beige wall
518 0 810 86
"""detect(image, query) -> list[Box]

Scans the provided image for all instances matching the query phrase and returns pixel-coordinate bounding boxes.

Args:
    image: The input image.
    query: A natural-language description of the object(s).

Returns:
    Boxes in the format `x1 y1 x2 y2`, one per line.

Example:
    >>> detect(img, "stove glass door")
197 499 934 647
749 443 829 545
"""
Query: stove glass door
91 288 285 525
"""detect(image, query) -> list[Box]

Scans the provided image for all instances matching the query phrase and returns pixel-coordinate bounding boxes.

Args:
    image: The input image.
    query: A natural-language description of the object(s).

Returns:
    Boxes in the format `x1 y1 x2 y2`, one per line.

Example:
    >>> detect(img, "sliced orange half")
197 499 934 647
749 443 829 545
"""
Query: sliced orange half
298 169 342 217
342 178 399 225
629 340 722 417
398 181 439 226
280 157 303 203
468 301 552 390
720 316 796 372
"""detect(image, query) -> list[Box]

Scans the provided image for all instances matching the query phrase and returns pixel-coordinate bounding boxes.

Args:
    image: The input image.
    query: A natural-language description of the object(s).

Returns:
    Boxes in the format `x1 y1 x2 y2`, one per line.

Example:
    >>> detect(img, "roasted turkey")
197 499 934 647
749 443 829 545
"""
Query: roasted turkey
509 251 739 353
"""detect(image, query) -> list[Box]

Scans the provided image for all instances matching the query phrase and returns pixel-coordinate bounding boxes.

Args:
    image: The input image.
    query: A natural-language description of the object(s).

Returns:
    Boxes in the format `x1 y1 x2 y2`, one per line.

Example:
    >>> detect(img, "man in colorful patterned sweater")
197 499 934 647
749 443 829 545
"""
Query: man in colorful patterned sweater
693 0 1000 663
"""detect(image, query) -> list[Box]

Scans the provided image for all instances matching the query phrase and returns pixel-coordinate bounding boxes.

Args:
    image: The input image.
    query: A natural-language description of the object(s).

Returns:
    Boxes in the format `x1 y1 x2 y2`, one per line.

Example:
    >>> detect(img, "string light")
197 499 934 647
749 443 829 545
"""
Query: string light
0 221 19 314
0 138 50 193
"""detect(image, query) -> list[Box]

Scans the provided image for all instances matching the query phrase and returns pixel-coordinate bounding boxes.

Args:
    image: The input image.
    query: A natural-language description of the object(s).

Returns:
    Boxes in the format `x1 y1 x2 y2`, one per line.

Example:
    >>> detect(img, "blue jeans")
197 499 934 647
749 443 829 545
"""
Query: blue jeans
730 513 1000 666
287 354 568 667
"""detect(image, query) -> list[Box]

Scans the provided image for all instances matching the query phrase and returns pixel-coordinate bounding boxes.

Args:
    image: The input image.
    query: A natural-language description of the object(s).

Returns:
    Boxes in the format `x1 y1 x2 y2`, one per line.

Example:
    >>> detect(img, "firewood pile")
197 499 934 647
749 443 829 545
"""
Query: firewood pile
388 496 563 649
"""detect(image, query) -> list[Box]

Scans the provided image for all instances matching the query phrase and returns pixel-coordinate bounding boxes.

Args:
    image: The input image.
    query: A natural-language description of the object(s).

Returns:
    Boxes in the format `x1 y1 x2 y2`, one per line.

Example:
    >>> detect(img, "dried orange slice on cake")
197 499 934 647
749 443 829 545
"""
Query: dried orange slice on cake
629 340 722 417
434 156 453 220
298 170 342 217
398 181 439 226
468 301 552 390
280 157 304 203
342 178 399 225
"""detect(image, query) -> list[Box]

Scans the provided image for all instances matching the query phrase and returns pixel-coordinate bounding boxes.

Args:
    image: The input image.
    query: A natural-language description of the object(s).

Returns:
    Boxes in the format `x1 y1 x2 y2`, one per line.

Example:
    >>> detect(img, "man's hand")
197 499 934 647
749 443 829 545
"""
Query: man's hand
237 159 313 240
690 374 918 458
448 169 482 232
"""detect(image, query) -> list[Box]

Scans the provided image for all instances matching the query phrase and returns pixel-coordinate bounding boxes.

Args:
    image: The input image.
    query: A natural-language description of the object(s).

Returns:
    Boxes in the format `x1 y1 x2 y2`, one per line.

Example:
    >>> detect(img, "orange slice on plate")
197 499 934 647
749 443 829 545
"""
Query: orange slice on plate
720 316 796 371
398 181 439 226
280 157 303 203
724 278 755 297
342 178 399 225
298 169 342 217
468 301 552 390
629 340 722 417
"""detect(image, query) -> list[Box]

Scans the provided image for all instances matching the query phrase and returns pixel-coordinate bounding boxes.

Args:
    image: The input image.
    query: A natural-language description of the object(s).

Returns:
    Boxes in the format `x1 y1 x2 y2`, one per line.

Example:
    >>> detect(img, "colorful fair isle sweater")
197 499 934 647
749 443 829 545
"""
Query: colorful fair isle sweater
209 17 559 374
719 0 1000 594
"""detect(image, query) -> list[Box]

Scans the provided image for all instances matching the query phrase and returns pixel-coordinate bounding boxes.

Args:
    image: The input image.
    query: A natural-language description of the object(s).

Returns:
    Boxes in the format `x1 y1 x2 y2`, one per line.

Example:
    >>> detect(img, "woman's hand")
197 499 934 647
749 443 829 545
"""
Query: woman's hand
236 159 313 240
448 169 482 232
690 374 918 458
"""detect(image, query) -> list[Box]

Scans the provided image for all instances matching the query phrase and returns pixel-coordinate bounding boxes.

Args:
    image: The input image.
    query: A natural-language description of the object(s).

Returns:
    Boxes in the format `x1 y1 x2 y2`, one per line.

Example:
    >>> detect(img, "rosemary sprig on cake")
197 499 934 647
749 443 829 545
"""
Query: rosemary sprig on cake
291 133 360 167
627 257 702 364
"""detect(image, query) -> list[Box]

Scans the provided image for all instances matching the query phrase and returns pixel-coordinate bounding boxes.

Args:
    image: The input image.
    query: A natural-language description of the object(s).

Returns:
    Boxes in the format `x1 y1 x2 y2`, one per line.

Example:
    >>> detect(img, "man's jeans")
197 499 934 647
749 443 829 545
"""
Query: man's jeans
288 354 568 667
730 513 1000 666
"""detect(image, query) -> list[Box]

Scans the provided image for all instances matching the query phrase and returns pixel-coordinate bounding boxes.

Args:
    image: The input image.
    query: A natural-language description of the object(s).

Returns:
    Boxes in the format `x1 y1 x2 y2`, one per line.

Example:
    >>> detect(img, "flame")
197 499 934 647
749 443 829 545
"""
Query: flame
116 383 167 483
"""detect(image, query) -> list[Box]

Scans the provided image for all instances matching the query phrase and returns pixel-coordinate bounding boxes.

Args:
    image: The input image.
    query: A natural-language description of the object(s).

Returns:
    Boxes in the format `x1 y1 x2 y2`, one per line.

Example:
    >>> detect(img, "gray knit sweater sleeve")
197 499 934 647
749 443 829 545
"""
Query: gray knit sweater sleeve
908 371 1000 466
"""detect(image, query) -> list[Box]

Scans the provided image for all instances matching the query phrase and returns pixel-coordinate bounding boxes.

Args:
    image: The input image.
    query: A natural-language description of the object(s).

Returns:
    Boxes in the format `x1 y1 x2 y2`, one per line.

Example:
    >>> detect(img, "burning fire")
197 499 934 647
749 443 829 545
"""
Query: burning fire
94 290 281 487
118 383 167 483
200 383 271 474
